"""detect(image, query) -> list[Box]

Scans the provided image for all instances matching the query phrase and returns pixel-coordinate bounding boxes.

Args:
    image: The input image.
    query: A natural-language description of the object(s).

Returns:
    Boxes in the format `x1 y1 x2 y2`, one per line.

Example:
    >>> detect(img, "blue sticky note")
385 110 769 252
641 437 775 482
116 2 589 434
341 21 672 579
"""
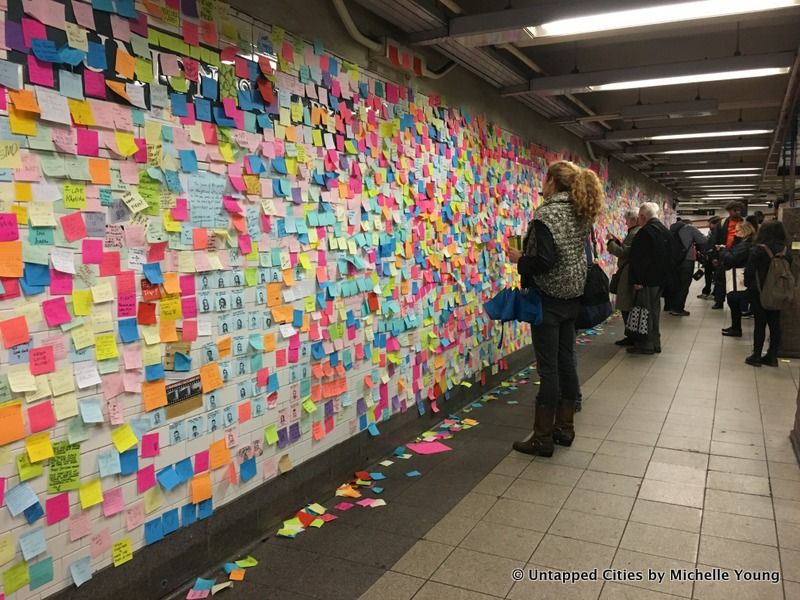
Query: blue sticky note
170 93 188 117
119 318 139 343
369 472 386 481
405 470 422 478
58 46 86 66
24 262 50 286
115 0 137 18
5 482 38 517
222 563 238 574
143 262 164 284
97 449 121 478
19 527 47 560
174 458 194 483
69 557 92 587
87 42 107 70
198 499 213 520
156 466 181 491
119 448 138 475
240 457 256 482
24 501 44 524
200 76 217 100
372 487 384 494
292 309 303 328
179 149 198 173
91 0 114 11
272 157 287 174
181 503 197 527
162 508 180 535
145 363 165 381
31 38 60 63
144 517 164 545
80 398 104 423
29 556 54 590
367 423 380 437
195 97 212 121
193 578 215 591
174 352 191 371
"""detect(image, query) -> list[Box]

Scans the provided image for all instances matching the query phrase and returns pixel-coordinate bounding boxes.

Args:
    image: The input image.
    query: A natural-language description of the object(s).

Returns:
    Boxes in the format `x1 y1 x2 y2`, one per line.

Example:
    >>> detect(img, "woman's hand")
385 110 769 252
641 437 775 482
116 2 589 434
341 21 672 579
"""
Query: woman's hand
508 248 522 263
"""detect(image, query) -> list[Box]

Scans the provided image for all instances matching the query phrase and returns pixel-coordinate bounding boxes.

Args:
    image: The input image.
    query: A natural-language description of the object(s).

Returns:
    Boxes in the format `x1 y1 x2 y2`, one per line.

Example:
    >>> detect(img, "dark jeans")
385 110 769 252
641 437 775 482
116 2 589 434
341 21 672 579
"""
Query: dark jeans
713 264 727 305
750 290 782 357
634 286 662 352
726 290 748 330
672 261 695 312
532 296 581 409
702 262 713 295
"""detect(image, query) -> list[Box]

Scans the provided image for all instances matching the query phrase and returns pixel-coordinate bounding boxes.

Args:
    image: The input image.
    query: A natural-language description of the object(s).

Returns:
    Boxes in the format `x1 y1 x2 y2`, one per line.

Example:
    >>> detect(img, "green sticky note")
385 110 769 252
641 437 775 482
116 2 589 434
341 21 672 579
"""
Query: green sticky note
264 425 278 445
17 452 43 481
3 561 30 595
302 397 317 414
29 557 54 590
234 556 258 568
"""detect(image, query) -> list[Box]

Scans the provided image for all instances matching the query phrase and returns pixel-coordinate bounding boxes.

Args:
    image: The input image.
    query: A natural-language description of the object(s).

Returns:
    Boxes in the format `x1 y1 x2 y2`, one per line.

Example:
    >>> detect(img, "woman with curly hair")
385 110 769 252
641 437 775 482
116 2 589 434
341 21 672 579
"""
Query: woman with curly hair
507 161 604 456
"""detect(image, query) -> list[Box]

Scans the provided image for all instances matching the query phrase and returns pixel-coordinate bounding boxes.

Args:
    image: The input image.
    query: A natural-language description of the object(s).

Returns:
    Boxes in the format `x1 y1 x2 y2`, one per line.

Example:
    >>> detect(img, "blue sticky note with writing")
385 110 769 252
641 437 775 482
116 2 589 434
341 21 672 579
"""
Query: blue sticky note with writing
198 498 213 520
144 517 164 545
175 458 194 483
19 527 47 560
143 262 164 284
29 556 54 590
181 503 197 527
119 318 139 343
97 449 121 477
87 42 107 70
174 352 191 371
179 149 198 173
367 423 380 437
24 501 44 524
70 557 92 587
31 38 60 63
145 362 165 382
162 508 180 535
5 482 38 517
119 448 138 475
240 457 256 482
157 466 181 491
170 93 188 117
80 398 104 423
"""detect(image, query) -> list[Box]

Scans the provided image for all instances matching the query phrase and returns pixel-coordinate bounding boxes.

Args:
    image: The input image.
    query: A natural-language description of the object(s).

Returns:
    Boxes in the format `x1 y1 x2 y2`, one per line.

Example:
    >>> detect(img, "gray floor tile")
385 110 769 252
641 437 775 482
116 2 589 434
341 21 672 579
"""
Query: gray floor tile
518 461 585 487
638 478 705 508
620 522 699 562
701 510 777 546
391 540 454 579
650 448 709 470
549 509 626 547
600 582 684 599
697 535 781 571
503 478 572 508
630 499 703 533
706 471 771 496
459 520 543 561
430 548 518 597
412 581 501 600
472 473 514 497
780 547 800 582
704 489 774 519
692 567 784 600
588 454 650 478
449 493 498 520
481 497 559 533
509 576 602 599
424 514 478 546
563 488 635 520
530 534 616 571
358 572 424 600
610 549 694 598
708 455 768 477
577 470 642 498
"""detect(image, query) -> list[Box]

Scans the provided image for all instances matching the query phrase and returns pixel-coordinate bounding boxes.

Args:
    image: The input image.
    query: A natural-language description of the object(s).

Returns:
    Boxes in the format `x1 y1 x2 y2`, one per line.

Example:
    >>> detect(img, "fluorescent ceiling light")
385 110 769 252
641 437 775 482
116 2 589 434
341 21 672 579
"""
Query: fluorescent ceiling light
694 184 758 188
661 145 768 154
700 195 749 199
687 173 761 178
650 128 772 140
682 167 761 172
525 0 800 39
590 67 790 92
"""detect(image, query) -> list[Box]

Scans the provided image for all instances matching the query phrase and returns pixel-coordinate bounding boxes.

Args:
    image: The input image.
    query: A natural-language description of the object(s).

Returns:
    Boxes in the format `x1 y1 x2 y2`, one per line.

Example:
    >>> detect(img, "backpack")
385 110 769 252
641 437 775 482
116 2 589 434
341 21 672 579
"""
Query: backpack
669 222 690 266
757 245 795 310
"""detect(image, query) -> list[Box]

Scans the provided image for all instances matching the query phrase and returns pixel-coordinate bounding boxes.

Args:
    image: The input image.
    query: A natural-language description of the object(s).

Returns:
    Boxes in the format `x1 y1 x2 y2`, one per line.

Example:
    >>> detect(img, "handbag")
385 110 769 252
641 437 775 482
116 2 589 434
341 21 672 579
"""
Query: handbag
624 291 649 341
484 288 543 348
576 230 613 329
609 270 621 295
692 268 705 281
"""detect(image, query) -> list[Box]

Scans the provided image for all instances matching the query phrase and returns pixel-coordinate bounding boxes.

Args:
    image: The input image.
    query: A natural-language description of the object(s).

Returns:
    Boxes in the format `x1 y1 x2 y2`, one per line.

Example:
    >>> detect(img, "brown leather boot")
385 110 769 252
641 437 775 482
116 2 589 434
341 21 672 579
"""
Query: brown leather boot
513 403 555 457
553 400 575 447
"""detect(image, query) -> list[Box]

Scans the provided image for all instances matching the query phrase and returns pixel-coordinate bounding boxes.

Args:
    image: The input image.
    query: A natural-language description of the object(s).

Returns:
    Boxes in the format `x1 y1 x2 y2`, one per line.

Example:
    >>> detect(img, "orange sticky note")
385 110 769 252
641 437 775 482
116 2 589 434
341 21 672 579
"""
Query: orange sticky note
190 472 212 503
88 158 111 185
266 282 281 306
208 439 229 469
159 319 178 342
199 362 223 393
8 89 40 113
142 380 168 411
0 402 25 446
115 48 136 79
162 272 180 295
229 570 245 581
0 240 23 277
106 80 130 101
263 333 276 352
216 337 231 358
0 315 29 348
192 228 208 249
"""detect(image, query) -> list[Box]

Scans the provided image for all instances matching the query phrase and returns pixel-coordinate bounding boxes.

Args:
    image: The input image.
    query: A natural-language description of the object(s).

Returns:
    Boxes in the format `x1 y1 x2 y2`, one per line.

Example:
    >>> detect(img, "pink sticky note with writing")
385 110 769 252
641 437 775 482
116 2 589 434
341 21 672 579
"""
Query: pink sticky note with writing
60 212 87 242
76 128 99 156
90 528 112 558
46 492 70 525
102 487 124 517
125 501 145 530
49 269 73 295
69 512 92 541
27 400 55 432
140 433 160 458
83 69 106 99
137 465 156 493
0 213 19 241
41 296 71 326
81 239 103 264
194 450 209 473
29 345 55 375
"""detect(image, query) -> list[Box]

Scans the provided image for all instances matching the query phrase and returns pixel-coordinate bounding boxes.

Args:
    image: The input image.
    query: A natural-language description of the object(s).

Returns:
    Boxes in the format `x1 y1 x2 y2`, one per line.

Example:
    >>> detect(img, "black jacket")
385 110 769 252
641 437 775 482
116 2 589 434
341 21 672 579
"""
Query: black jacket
715 217 742 248
721 238 753 270
629 218 673 287
744 241 792 291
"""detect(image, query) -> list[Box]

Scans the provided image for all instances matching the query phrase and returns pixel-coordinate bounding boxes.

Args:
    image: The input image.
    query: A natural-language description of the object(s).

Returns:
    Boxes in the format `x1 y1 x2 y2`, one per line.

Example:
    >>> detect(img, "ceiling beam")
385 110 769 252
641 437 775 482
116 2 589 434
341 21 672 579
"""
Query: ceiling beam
643 163 763 174
587 121 775 142
500 52 795 97
618 137 772 156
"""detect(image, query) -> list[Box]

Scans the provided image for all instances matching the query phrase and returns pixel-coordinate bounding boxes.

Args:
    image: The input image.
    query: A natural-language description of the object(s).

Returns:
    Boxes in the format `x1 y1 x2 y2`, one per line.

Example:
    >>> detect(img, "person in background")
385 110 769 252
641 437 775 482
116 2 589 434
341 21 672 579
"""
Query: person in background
628 202 673 355
607 209 641 346
721 220 757 337
508 161 603 457
669 218 707 316
698 216 721 299
712 201 744 309
743 221 792 367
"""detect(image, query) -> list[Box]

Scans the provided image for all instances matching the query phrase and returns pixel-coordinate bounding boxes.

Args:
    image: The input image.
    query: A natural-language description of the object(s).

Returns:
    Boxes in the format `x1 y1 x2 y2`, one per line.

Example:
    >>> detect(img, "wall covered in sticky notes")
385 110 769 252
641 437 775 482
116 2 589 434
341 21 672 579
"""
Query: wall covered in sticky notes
0 0 671 597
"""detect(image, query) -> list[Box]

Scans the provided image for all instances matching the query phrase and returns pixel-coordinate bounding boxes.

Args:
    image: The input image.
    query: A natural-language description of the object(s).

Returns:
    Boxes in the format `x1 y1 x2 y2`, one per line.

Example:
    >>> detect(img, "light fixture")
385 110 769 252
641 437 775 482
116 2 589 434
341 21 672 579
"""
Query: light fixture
525 0 800 39
682 167 761 172
687 173 761 178
700 195 750 199
650 128 772 140
590 67 790 92
661 145 768 154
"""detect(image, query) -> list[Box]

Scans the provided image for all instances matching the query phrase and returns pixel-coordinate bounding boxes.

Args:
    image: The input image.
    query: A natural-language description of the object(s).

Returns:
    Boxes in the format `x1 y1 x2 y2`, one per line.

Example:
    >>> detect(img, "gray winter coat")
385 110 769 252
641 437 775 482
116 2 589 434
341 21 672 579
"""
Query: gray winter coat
607 225 640 312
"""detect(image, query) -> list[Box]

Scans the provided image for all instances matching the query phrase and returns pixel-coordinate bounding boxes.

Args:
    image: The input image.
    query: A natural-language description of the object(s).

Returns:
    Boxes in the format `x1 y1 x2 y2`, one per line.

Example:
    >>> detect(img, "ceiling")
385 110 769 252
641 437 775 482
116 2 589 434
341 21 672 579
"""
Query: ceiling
348 0 800 210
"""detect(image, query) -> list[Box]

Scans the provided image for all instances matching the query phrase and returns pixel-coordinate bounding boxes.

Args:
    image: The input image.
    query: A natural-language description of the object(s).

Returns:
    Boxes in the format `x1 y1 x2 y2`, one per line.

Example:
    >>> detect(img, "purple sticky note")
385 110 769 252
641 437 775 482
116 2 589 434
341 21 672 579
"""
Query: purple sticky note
6 20 26 53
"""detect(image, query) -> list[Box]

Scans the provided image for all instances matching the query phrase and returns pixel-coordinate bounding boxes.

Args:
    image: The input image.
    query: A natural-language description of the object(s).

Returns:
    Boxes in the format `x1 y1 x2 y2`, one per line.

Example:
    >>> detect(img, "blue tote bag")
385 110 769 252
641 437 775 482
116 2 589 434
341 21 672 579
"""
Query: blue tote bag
484 288 543 347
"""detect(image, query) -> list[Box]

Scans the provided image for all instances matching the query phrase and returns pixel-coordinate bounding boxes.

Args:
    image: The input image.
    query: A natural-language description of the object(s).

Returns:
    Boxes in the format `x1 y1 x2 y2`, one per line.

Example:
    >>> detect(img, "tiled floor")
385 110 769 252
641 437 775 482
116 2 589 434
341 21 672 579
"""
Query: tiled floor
356 288 800 600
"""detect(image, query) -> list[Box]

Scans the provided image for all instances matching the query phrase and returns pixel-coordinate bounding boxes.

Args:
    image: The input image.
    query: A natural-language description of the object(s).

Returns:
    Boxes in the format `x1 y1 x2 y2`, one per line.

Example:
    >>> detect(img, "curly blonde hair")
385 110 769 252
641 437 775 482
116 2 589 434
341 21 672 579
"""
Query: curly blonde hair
546 161 604 224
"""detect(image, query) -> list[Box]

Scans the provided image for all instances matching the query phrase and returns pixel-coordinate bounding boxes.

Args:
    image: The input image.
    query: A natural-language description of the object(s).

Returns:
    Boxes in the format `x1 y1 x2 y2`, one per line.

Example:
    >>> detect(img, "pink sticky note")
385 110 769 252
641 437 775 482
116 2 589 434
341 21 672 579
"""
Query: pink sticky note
81 239 103 264
238 234 252 255
29 345 55 375
46 492 70 525
137 465 156 493
28 54 53 87
22 17 46 47
125 501 145 530
90 528 112 558
60 212 87 242
27 400 55 433
83 69 106 99
0 213 19 241
99 251 121 276
406 441 452 455
71 0 95 29
76 128 99 156
41 296 71 326
49 269 73 295
171 198 188 220
181 319 197 341
140 433 160 458
69 512 92 541
194 450 209 473
102 487 124 517
334 502 354 511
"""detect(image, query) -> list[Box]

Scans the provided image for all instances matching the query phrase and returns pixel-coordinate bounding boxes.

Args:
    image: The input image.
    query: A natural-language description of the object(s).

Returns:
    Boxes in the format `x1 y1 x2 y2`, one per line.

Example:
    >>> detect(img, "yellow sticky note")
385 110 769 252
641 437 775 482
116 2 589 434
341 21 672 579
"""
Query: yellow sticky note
0 141 22 168
25 432 54 463
8 105 36 136
2 561 29 595
79 478 103 509
112 538 133 567
72 290 93 316
302 397 317 414
111 424 137 453
67 99 95 126
70 324 95 350
91 281 114 303
144 485 163 514
94 333 119 360
264 424 278 445
159 295 182 320
16 452 43 481
0 533 15 566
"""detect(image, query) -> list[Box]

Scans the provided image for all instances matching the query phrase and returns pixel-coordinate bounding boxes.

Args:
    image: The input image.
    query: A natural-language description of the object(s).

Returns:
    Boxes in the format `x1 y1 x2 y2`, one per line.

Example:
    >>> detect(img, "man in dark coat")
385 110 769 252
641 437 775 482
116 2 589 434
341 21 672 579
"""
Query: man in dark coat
628 202 673 355
711 201 744 308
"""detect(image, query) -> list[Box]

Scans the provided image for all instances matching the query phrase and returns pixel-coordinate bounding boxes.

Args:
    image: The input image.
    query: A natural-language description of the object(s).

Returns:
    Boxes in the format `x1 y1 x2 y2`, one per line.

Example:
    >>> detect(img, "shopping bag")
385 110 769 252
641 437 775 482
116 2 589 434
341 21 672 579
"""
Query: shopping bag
624 293 649 342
